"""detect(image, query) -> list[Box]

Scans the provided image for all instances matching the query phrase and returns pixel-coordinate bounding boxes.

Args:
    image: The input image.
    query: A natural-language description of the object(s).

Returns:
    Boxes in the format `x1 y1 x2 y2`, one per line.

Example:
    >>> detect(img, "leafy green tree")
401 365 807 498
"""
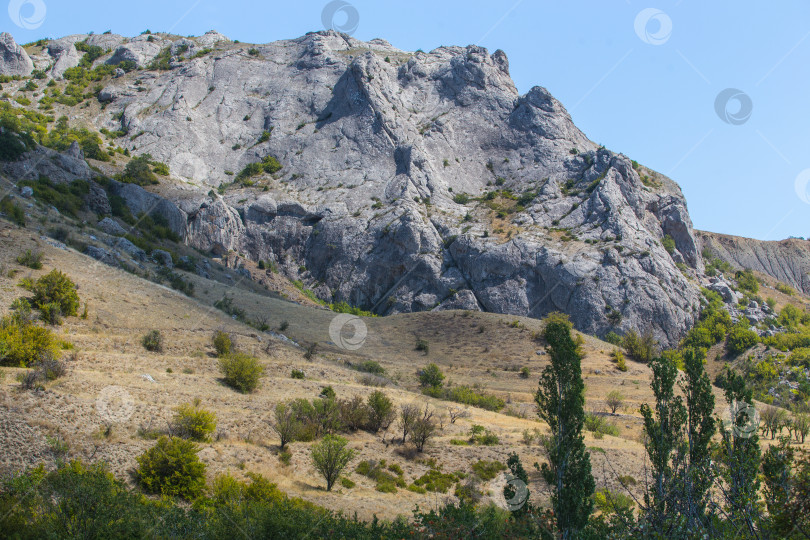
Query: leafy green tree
535 313 594 538
716 368 762 536
23 270 80 316
419 362 445 389
366 390 395 433
762 438 794 538
310 435 355 491
677 347 716 532
504 452 530 517
269 402 299 450
640 354 686 533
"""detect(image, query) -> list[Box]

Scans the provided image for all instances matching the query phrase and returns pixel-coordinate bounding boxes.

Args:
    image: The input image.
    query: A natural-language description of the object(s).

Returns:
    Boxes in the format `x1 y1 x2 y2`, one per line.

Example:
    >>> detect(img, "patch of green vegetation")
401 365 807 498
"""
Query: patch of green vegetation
471 460 506 481
18 176 90 217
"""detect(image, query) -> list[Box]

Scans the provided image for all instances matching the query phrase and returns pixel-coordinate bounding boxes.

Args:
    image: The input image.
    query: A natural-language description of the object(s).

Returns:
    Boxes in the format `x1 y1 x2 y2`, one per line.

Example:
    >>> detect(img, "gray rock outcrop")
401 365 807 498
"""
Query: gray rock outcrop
4 30 718 346
0 32 33 76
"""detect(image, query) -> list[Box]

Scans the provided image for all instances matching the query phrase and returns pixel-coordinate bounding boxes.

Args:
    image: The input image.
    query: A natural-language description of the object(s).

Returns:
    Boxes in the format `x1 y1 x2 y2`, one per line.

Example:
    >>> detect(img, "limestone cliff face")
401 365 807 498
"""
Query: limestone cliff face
4 30 708 345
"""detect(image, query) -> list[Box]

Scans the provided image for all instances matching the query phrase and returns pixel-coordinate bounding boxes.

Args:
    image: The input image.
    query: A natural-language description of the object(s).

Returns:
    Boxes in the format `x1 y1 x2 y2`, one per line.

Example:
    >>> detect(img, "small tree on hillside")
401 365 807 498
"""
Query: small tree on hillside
310 435 355 491
398 403 419 444
269 402 299 450
605 390 624 414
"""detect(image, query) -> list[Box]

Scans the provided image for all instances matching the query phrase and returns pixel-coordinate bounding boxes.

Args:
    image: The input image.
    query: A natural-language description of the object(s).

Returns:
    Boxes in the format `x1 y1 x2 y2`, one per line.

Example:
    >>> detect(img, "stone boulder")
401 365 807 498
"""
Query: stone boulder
152 249 173 268
97 217 127 236
0 32 33 76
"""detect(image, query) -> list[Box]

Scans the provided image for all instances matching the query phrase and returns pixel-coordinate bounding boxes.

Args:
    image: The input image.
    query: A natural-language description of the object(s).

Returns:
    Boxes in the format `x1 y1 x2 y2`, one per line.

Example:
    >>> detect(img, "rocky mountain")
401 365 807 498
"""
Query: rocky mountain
697 231 810 295
0 30 709 346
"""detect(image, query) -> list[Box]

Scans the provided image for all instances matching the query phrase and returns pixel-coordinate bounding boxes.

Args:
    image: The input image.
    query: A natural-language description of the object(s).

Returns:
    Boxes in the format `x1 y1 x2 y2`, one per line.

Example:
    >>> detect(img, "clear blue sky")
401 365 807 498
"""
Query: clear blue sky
7 0 809 240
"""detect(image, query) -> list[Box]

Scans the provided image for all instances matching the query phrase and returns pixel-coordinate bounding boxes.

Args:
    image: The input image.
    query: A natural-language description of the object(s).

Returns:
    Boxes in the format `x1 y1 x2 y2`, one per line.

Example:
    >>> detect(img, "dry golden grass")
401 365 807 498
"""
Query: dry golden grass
0 217 804 521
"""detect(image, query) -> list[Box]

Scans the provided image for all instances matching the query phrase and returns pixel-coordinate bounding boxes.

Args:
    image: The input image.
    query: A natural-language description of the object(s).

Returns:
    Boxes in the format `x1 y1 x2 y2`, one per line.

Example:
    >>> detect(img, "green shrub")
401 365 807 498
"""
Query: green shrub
1 196 26 226
0 314 60 367
339 476 355 489
211 330 233 357
584 413 620 438
18 177 90 217
120 155 158 186
736 269 759 294
415 337 429 354
412 468 457 493
173 400 217 442
219 352 263 393
776 282 795 296
611 350 627 372
661 235 676 254
593 488 635 515
141 330 163 352
152 162 170 176
39 302 62 325
621 329 657 363
22 270 80 316
135 436 207 499
16 249 42 269
604 331 622 346
519 366 530 379
726 324 759 355
0 130 29 161
419 363 444 388
453 193 470 204
291 369 305 379
353 360 385 375
471 460 506 481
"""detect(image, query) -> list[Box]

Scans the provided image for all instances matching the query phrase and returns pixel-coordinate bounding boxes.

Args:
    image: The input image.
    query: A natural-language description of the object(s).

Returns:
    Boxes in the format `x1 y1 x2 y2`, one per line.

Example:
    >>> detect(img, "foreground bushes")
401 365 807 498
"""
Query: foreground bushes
20 269 80 317
0 460 544 538
135 436 207 499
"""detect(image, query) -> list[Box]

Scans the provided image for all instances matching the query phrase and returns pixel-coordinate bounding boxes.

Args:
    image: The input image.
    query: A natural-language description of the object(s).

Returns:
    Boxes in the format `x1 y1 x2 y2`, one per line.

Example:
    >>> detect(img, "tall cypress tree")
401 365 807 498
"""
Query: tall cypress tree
717 368 762 536
640 353 687 534
678 347 716 531
535 313 594 539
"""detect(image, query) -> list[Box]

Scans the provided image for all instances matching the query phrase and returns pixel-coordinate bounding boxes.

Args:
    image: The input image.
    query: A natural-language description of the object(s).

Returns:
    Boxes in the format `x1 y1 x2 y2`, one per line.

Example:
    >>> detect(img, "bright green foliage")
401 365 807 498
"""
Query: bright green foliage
419 362 445 388
726 324 759 355
135 436 207 499
236 155 282 183
366 390 395 433
662 235 676 254
219 352 263 393
211 330 232 357
22 270 80 317
622 328 658 362
173 400 217 442
0 312 60 367
593 489 635 515
310 435 355 491
412 467 458 493
735 269 759 294
471 460 506 481
120 155 158 185
535 312 594 537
